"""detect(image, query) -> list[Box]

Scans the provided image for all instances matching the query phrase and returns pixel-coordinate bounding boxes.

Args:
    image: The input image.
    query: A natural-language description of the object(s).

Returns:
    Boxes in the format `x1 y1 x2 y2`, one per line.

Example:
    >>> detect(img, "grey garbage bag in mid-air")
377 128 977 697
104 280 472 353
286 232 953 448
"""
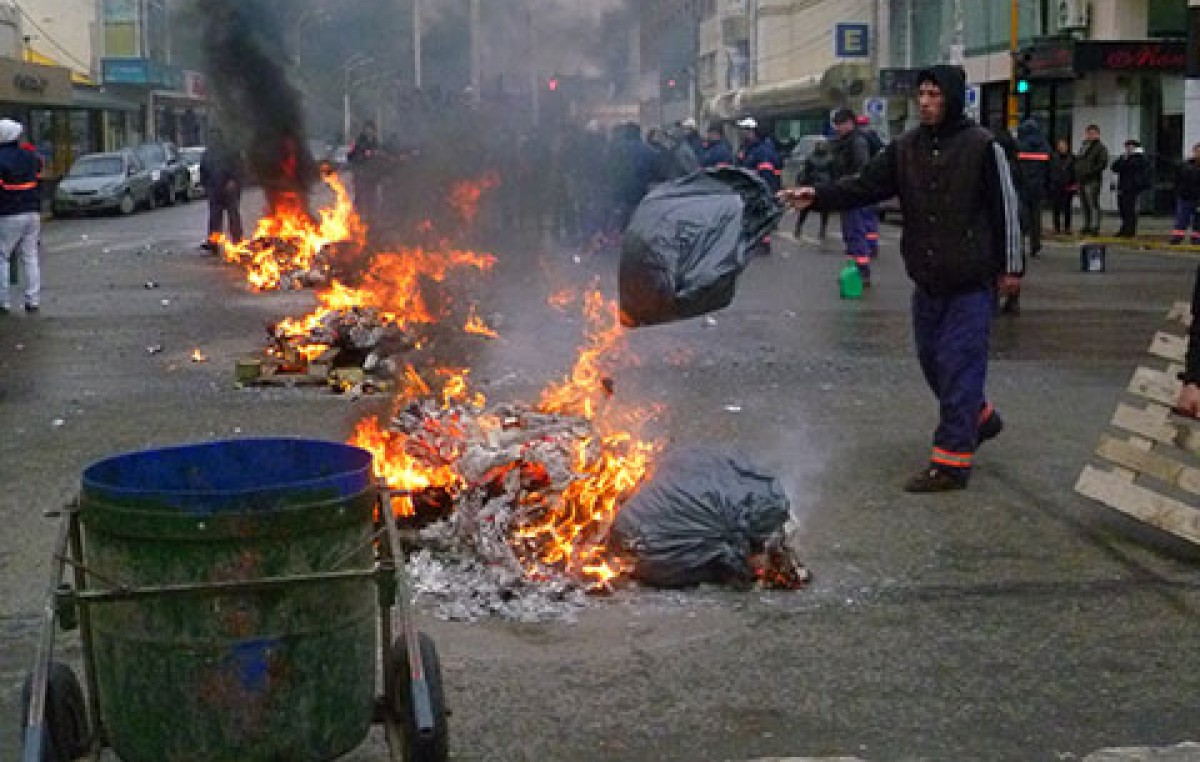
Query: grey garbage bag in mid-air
609 446 791 588
618 167 783 328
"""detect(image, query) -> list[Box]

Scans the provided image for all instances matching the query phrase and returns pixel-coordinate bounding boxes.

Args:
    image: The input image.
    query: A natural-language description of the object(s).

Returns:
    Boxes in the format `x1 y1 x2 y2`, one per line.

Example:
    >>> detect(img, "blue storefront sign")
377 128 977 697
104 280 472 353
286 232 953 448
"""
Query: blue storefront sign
102 58 183 89
835 23 871 59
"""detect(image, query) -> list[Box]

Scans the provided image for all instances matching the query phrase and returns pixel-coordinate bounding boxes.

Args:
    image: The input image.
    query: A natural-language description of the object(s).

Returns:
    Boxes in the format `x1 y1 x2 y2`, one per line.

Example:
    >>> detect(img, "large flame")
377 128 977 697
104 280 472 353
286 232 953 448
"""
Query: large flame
218 172 365 291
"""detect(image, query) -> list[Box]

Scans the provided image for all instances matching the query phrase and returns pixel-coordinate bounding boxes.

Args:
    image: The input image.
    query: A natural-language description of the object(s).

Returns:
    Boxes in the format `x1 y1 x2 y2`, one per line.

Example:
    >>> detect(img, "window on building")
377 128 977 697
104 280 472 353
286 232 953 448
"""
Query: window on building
1148 0 1186 38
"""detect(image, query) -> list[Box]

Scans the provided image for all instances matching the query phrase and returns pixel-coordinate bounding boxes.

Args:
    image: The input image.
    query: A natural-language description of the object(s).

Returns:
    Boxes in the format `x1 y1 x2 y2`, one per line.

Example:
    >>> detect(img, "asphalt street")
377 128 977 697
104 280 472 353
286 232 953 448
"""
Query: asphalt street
1 196 1198 761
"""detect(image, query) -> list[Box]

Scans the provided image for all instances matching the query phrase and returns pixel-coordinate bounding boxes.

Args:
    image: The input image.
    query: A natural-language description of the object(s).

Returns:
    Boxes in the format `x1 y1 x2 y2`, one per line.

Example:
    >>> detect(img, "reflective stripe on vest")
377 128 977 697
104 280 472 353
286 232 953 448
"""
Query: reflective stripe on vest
1 181 37 191
1017 152 1050 161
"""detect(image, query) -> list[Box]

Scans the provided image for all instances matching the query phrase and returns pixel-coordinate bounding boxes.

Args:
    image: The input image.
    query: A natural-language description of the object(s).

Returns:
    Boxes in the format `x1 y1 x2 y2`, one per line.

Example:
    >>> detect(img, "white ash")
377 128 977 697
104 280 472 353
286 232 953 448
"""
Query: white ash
391 402 606 621
407 548 586 623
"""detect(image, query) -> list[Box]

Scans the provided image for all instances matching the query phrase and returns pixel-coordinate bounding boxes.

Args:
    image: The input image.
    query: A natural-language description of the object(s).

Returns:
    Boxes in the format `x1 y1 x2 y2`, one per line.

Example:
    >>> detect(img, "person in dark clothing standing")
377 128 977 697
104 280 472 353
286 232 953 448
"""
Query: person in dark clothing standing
1111 138 1151 238
736 116 781 254
1176 265 1200 416
829 108 874 283
0 118 41 312
198 125 245 250
794 140 832 239
1047 138 1077 235
609 122 657 231
783 64 1023 493
1016 118 1051 258
1075 125 1109 235
1171 143 1200 245
699 123 734 168
348 120 384 227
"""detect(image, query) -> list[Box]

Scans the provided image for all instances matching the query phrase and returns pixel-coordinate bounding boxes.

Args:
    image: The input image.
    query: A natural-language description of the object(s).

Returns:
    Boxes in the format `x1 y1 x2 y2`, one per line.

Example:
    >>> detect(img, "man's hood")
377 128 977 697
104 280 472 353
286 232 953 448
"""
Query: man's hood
916 64 968 132
1017 119 1042 139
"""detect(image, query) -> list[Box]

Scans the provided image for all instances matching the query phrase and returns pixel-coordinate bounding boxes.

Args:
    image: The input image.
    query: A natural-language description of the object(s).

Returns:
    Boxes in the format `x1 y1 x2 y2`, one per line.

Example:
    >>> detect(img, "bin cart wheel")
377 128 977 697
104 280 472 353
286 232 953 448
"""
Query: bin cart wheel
20 661 90 762
391 632 449 762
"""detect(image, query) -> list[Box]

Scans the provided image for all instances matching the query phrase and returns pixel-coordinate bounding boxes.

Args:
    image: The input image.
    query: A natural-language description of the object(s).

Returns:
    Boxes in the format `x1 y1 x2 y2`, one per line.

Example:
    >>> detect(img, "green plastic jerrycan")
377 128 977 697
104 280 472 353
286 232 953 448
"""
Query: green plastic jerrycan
839 261 863 299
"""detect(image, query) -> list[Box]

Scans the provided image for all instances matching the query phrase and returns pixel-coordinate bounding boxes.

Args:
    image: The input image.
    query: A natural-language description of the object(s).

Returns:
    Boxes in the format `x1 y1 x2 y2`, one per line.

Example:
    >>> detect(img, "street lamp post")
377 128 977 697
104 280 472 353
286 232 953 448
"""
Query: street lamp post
343 54 374 143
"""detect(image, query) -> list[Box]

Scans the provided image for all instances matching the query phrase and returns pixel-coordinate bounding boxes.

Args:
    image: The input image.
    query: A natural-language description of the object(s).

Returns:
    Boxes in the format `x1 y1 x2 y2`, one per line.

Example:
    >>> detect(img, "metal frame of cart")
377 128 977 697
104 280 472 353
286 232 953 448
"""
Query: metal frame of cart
21 486 447 762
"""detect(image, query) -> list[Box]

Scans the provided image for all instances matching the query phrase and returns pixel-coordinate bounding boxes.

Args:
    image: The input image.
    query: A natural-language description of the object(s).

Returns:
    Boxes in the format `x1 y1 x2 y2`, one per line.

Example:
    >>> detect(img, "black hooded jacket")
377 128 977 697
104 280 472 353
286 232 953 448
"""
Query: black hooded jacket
813 65 1023 295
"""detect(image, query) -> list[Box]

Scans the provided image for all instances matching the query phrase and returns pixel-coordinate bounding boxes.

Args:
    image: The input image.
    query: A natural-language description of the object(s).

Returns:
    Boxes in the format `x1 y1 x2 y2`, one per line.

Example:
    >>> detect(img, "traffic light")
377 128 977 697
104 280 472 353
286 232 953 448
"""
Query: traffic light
547 76 559 92
1013 51 1032 95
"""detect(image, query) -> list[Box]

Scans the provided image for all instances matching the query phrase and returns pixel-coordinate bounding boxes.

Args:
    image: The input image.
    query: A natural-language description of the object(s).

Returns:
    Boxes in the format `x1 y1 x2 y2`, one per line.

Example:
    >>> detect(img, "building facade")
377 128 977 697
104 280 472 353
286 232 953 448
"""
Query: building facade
887 0 1189 211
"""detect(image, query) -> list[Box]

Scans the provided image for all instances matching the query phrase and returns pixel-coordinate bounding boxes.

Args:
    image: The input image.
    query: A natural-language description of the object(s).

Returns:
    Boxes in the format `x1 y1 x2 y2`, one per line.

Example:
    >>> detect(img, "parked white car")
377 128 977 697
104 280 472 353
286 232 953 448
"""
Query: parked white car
180 146 206 199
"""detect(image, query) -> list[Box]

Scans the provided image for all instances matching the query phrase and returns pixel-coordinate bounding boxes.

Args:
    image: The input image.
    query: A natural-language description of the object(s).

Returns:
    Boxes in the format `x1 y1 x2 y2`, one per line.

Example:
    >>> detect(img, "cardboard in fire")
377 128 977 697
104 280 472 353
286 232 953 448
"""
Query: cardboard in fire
619 167 783 328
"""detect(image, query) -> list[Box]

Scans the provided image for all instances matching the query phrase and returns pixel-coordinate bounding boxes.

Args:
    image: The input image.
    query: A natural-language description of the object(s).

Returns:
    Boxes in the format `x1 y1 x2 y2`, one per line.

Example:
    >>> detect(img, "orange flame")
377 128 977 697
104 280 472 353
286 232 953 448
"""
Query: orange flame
350 417 463 515
464 304 499 339
448 172 500 225
538 289 626 421
221 173 366 291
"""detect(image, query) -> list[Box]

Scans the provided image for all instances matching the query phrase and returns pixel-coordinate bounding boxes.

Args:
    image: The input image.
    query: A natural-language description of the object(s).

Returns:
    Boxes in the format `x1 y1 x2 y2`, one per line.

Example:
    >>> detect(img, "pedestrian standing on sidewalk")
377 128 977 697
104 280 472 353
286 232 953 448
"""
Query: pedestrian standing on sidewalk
1171 143 1200 245
781 64 1023 493
0 118 41 313
1075 125 1109 236
1111 138 1151 238
1047 139 1077 235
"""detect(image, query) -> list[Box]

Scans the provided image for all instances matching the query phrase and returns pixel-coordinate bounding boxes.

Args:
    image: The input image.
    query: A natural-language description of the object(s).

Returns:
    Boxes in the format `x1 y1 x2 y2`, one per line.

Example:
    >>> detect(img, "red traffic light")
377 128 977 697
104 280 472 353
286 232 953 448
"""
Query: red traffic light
548 78 559 91
667 78 677 88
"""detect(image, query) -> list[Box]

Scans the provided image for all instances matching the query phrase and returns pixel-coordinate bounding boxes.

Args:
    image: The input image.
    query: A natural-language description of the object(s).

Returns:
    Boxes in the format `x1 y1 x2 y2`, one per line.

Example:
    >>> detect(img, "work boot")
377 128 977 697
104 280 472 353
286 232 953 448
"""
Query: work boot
903 466 968 493
978 408 1004 444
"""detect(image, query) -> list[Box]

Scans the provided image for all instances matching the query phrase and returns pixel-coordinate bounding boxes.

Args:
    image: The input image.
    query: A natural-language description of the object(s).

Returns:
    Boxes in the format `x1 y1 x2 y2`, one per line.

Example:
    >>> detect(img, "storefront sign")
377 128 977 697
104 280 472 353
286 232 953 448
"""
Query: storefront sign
1076 41 1186 73
103 58 183 89
0 60 72 105
1025 43 1077 79
878 68 921 97
835 23 870 59
182 71 208 101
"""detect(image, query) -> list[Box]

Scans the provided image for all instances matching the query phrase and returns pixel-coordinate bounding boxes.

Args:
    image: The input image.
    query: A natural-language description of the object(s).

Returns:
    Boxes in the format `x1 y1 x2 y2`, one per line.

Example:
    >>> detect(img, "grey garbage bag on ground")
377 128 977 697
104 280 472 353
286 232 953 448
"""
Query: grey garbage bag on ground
609 446 791 588
618 167 783 328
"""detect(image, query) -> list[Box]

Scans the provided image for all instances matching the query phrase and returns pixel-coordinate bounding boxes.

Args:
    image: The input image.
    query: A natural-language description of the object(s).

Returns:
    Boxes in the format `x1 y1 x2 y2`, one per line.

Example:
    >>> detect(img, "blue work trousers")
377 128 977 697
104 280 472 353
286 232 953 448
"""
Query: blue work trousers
912 286 994 475
840 207 871 260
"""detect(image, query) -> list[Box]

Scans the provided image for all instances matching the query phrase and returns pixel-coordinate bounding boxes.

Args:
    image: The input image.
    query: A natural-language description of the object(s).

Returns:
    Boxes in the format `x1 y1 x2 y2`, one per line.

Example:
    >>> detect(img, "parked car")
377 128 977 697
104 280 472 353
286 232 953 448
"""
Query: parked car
53 149 156 217
134 141 190 206
180 145 206 199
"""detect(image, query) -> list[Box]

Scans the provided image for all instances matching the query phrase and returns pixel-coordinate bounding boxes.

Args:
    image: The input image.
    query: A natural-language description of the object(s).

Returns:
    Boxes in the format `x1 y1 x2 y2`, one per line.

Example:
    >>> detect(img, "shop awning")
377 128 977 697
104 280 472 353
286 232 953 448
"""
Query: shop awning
25 49 93 86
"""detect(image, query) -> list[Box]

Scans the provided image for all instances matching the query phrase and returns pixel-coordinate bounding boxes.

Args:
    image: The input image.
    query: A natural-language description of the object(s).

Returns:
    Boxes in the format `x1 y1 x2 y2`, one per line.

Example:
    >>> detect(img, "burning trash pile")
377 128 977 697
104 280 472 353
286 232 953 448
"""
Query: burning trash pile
350 292 806 622
215 172 365 292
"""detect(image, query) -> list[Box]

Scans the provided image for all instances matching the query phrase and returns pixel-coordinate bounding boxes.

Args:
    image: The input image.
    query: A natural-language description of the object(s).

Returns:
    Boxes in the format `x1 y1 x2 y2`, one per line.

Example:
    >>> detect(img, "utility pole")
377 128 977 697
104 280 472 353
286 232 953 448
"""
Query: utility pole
413 0 423 90
1007 0 1020 130
469 0 481 102
1187 1 1200 154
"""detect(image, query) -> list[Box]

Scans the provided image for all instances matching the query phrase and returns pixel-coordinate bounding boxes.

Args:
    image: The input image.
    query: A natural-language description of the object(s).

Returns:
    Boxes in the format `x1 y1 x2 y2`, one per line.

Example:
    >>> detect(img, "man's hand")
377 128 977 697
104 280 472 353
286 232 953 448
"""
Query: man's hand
998 274 1022 297
778 187 816 210
1175 382 1200 418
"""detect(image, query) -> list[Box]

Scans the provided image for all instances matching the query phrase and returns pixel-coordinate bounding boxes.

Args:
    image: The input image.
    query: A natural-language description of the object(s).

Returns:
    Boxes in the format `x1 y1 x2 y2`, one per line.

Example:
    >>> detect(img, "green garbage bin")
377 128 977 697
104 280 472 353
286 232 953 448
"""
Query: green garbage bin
79 438 378 762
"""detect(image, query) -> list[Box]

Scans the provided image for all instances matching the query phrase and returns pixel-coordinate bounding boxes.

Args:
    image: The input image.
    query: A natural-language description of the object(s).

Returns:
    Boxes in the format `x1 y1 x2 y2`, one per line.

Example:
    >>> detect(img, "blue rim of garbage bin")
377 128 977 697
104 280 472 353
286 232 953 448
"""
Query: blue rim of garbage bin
81 437 375 513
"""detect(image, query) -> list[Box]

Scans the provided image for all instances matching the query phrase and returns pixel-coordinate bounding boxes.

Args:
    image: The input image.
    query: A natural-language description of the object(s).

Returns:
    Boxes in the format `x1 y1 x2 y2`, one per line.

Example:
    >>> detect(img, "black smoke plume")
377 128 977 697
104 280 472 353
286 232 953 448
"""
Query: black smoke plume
200 0 318 216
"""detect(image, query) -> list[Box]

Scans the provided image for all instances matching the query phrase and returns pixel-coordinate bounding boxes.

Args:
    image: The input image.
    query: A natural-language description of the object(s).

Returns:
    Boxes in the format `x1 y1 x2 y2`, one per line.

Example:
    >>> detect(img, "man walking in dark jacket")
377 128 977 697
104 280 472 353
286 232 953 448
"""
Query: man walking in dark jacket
0 118 42 312
1172 143 1200 244
829 108 874 283
1016 118 1051 257
783 64 1023 493
1111 138 1151 238
699 123 734 168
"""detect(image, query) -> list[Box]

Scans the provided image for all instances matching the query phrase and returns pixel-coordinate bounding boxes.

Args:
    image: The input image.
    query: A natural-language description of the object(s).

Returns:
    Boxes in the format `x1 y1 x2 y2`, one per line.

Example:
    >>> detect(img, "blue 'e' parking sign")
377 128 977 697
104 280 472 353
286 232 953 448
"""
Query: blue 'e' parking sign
835 23 870 58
